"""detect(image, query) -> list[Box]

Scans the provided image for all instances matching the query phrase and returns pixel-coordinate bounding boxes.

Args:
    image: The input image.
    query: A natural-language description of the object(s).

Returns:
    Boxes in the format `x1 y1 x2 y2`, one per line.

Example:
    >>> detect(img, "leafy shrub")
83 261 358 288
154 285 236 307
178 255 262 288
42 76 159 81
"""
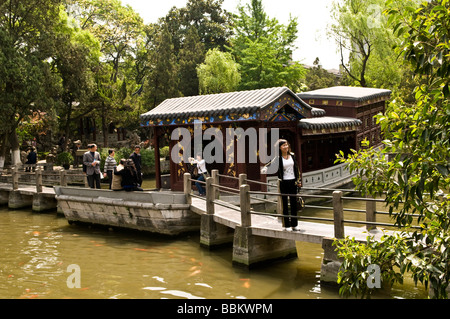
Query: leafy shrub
55 152 73 166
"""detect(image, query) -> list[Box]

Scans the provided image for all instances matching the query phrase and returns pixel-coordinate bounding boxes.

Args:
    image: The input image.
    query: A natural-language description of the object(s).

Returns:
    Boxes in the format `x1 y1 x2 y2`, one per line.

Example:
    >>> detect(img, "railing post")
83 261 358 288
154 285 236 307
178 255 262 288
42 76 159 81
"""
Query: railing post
332 191 345 239
35 167 43 193
12 166 19 190
366 197 376 231
239 173 247 187
240 184 251 227
183 173 191 205
206 177 214 215
276 179 282 216
60 169 67 187
211 169 219 199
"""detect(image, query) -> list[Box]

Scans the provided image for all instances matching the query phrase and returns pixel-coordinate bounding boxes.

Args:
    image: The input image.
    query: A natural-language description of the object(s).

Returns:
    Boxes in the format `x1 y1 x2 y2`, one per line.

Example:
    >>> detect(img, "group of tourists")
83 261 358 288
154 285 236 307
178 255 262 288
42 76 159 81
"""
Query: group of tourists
82 144 143 192
82 138 302 231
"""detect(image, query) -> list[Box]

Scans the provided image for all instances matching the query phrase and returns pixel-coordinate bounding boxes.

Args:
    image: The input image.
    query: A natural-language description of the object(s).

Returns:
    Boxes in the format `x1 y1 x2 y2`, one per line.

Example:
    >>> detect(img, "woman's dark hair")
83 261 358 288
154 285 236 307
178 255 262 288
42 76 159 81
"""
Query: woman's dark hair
124 159 137 176
108 149 115 155
276 139 288 148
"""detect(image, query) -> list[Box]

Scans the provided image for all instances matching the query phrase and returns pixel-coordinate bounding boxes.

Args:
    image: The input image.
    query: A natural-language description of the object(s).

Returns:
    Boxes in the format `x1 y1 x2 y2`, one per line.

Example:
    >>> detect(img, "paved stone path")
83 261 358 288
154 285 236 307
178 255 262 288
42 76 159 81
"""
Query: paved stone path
190 197 392 244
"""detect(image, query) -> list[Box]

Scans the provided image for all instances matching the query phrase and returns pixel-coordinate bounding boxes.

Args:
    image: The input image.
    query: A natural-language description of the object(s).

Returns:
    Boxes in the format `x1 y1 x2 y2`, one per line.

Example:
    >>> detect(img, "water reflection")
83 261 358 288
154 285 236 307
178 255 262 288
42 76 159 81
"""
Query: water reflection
0 194 429 299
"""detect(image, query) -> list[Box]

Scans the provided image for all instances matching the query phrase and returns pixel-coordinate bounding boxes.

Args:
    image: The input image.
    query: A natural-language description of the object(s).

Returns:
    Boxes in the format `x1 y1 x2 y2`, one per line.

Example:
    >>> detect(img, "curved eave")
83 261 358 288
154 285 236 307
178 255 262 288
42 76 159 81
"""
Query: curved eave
299 117 362 130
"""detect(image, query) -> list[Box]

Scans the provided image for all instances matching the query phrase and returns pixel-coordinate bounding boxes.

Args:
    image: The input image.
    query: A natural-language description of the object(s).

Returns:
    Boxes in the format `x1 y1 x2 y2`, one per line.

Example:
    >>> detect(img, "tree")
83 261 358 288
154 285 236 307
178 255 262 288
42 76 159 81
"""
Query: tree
51 11 100 152
145 25 181 108
67 0 145 146
329 0 403 88
304 57 341 91
0 0 63 167
335 0 450 299
197 48 241 94
178 27 205 97
229 0 305 91
162 0 233 55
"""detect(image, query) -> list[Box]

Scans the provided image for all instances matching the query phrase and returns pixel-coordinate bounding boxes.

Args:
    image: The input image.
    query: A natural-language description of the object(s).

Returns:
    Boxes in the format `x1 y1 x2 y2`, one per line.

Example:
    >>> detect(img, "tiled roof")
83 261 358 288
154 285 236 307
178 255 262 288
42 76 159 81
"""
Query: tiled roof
140 87 313 123
299 116 362 130
297 86 391 102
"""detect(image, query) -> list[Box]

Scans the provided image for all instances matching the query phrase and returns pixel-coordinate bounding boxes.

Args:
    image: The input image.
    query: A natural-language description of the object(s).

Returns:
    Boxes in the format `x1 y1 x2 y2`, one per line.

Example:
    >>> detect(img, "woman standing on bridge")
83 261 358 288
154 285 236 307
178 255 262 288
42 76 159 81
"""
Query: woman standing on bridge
262 139 302 231
278 139 302 231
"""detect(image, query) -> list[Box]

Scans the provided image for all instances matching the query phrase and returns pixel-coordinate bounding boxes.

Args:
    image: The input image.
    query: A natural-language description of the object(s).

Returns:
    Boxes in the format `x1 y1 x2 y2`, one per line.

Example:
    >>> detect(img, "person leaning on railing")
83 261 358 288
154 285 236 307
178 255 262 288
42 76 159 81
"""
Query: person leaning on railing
188 153 209 196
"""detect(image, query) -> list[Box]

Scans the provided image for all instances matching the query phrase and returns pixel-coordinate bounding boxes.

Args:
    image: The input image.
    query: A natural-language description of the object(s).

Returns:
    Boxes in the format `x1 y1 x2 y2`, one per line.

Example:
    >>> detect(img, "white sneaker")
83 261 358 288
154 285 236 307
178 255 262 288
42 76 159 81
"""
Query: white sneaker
293 226 301 231
284 227 292 232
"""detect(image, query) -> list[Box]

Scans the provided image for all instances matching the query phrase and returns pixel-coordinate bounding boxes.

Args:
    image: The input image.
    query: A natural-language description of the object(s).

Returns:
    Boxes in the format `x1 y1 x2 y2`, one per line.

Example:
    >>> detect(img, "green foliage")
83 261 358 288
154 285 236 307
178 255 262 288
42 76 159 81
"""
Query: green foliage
145 24 182 108
197 48 241 94
229 0 305 91
99 147 155 174
335 0 450 299
113 147 133 164
304 58 341 91
179 27 205 96
55 151 74 165
335 234 404 298
0 0 62 136
329 0 415 91
159 146 170 158
140 148 155 174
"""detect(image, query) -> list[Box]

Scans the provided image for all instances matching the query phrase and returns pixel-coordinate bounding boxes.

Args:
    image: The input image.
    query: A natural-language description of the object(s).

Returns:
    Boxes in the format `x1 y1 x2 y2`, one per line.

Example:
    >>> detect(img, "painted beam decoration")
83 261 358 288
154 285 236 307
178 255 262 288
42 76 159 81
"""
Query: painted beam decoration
140 87 313 127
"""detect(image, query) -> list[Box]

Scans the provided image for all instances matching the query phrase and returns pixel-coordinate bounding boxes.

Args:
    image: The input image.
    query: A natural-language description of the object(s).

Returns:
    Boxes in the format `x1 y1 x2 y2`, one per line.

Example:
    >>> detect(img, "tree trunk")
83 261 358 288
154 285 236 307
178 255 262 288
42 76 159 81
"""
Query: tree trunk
101 102 108 148
0 134 8 170
9 129 21 166
64 101 73 152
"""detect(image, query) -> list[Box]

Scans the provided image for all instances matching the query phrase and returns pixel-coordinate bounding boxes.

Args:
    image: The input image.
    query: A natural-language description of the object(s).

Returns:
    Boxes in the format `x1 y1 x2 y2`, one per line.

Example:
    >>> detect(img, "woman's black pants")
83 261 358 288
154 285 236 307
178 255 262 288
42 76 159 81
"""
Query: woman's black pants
280 179 298 228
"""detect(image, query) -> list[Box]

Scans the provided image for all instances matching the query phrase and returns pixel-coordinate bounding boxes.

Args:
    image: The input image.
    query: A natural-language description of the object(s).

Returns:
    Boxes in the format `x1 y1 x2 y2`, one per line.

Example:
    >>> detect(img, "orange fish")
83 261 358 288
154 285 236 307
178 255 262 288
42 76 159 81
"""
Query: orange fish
32 231 40 236
189 266 199 272
188 270 201 277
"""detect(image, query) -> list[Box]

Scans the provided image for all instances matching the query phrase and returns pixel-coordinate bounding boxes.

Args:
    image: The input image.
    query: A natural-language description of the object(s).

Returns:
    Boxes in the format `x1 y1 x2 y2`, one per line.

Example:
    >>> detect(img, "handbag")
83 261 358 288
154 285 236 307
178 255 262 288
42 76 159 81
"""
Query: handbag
187 163 198 178
296 185 305 212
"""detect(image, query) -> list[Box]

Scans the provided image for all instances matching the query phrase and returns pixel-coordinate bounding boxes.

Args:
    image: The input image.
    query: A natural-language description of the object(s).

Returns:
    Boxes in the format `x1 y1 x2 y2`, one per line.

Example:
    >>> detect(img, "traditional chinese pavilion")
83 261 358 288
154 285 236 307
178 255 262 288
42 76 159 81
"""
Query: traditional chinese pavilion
140 86 390 191
298 86 391 157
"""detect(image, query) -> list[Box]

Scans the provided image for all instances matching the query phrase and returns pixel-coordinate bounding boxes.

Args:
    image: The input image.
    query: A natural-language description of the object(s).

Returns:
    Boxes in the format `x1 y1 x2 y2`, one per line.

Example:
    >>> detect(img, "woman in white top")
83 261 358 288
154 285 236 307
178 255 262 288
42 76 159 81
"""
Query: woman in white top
278 139 302 231
189 153 208 196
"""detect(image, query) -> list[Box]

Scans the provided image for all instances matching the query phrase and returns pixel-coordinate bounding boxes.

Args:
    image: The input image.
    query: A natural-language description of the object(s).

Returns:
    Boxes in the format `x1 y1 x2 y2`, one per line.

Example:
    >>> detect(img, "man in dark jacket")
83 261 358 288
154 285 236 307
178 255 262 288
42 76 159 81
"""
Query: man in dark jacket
129 145 142 186
25 147 37 172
